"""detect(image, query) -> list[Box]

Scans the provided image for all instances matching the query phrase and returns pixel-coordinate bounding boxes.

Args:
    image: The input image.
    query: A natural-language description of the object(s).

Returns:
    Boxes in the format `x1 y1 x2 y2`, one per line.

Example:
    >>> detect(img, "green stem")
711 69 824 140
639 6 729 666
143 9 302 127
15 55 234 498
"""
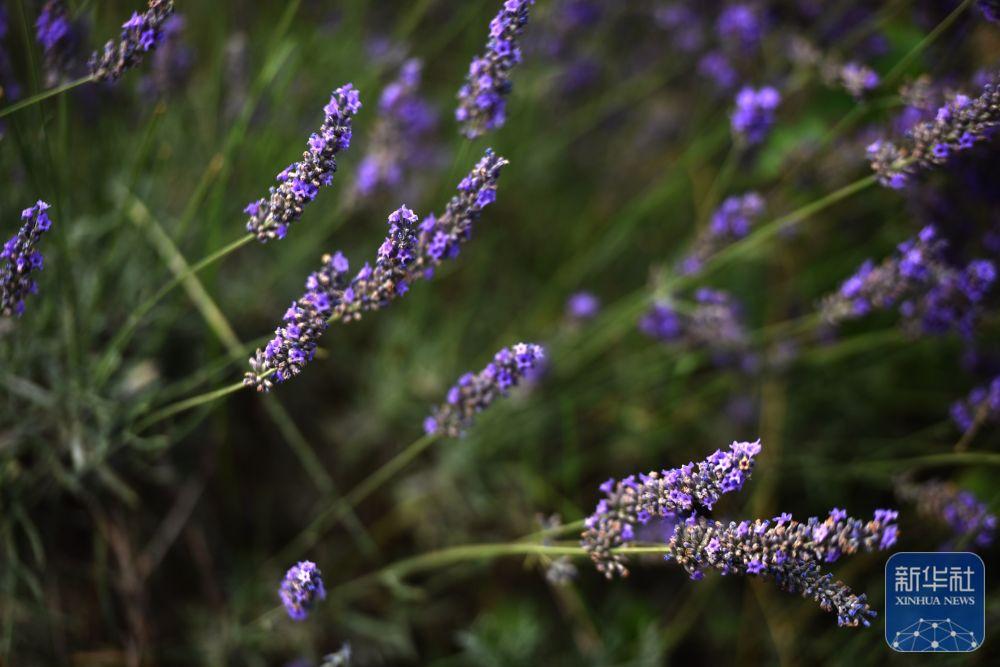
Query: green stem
0 75 92 119
272 433 441 563
133 380 246 432
883 0 976 87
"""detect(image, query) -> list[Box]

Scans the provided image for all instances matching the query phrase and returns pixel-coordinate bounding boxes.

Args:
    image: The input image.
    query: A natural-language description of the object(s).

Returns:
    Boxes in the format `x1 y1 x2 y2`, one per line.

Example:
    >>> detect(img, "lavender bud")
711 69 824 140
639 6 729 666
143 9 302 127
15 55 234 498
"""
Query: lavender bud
581 440 763 578
979 1 1000 23
868 79 1000 188
279 560 326 621
667 508 899 626
88 0 175 83
897 478 996 549
456 0 535 138
716 4 764 52
246 84 361 242
424 342 545 437
565 291 600 321
731 86 781 145
2 201 53 318
679 192 765 275
821 226 996 337
838 62 880 99
950 376 1000 433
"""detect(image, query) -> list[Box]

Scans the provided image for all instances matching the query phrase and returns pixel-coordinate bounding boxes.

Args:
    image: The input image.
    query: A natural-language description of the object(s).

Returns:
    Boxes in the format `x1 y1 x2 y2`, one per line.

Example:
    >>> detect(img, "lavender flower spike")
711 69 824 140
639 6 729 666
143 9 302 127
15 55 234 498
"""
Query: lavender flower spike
950 376 1000 434
424 342 545 437
679 192 765 275
897 478 996 549
246 150 508 391
246 84 361 242
2 201 53 317
36 1 80 85
667 508 899 626
88 0 175 83
582 439 763 578
279 560 326 621
868 79 1000 188
456 0 535 138
246 206 418 391
731 86 780 145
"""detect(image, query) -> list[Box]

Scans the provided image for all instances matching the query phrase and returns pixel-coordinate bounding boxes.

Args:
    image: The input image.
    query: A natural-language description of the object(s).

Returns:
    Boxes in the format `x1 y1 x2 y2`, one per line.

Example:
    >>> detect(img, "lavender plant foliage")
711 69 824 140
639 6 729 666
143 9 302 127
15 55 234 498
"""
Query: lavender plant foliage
2 201 53 318
354 59 437 198
582 439 763 578
897 478 996 549
279 561 326 621
666 509 899 627
36 1 82 85
868 80 1000 188
821 226 996 338
679 192 765 275
245 84 361 242
731 85 780 145
456 0 535 138
0 6 22 108
246 150 508 391
88 0 175 83
423 342 545 437
950 376 1000 433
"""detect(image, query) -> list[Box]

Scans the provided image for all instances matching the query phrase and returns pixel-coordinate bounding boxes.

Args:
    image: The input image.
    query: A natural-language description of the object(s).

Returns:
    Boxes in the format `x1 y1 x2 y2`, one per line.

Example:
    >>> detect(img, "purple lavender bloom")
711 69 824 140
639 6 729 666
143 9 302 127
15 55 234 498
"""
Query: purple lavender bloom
822 226 995 338
667 509 898 626
279 561 326 621
456 0 535 138
354 59 437 198
638 300 683 341
950 376 1000 433
698 51 738 91
897 479 996 549
424 343 545 437
582 439 763 578
247 151 508 390
566 291 600 321
246 206 418 391
680 192 765 274
88 0 175 83
839 62 879 99
35 1 83 87
716 4 764 51
640 290 748 354
869 81 1000 188
139 13 193 98
2 201 53 318
978 1 1000 23
730 86 780 145
246 84 361 242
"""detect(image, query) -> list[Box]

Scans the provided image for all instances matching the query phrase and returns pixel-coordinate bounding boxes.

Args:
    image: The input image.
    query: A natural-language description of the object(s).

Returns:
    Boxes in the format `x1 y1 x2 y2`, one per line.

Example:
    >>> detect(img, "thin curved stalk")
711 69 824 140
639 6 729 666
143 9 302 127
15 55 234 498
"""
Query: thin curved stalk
0 75 93 119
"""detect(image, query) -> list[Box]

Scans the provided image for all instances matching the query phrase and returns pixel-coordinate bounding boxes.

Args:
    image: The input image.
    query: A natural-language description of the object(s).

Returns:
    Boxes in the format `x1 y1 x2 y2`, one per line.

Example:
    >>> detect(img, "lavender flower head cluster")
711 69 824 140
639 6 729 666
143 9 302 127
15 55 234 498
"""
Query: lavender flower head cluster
979 1 1000 24
565 291 600 321
640 289 748 354
868 79 1000 189
89 0 175 83
950 376 1000 433
36 1 80 85
279 560 326 621
246 206 418 391
667 508 899 626
716 3 764 52
897 478 996 549
456 0 535 139
245 84 361 242
246 150 508 391
680 192 765 275
424 343 544 437
821 226 996 338
355 59 437 197
582 440 898 626
582 439 764 579
2 201 53 318
731 86 780 145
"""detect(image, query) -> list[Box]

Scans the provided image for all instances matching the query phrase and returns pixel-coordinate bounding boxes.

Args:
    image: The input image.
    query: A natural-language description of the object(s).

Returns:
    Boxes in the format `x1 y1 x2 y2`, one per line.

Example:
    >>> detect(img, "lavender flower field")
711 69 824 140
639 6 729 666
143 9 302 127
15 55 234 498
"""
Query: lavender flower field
1 0 999 664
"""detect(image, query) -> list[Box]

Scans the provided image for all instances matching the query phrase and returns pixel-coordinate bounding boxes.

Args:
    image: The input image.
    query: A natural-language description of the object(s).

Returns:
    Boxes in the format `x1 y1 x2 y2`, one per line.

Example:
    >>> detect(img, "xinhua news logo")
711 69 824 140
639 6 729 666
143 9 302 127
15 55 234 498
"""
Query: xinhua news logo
885 552 985 653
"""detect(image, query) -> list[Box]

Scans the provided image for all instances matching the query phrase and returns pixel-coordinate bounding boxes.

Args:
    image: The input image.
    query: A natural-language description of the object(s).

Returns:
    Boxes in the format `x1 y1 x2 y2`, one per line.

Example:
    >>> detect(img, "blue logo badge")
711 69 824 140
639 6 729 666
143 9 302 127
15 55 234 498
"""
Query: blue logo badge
885 552 984 652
